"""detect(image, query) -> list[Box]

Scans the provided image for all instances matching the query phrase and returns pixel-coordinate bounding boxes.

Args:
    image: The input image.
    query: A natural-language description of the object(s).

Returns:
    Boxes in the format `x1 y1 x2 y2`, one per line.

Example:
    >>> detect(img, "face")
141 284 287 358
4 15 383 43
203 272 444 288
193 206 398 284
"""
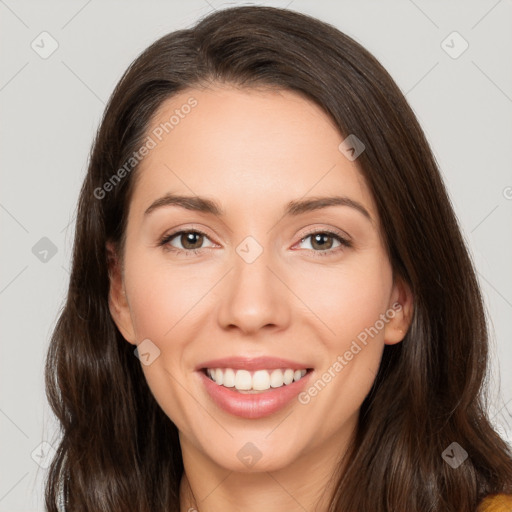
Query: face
107 85 412 474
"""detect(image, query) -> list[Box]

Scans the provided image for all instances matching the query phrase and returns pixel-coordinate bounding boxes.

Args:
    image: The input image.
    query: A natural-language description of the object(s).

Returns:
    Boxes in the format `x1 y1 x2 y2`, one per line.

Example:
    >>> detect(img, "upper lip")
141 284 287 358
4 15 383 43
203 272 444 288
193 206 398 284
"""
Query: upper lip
196 356 312 372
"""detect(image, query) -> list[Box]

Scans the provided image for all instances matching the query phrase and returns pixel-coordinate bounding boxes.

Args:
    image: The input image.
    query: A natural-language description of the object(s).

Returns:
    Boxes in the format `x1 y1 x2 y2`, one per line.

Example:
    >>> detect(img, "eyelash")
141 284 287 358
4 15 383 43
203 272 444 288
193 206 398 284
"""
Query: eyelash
158 228 352 258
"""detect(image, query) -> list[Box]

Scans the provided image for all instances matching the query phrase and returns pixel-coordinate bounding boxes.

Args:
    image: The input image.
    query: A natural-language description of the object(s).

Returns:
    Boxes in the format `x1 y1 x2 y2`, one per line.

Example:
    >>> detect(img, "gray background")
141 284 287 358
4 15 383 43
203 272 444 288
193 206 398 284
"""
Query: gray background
1 1 511 510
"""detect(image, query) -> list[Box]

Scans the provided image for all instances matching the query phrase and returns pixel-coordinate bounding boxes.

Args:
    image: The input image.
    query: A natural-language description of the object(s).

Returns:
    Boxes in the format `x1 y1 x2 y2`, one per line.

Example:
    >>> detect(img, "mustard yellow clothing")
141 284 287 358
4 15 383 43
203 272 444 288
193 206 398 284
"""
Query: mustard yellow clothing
478 493 512 512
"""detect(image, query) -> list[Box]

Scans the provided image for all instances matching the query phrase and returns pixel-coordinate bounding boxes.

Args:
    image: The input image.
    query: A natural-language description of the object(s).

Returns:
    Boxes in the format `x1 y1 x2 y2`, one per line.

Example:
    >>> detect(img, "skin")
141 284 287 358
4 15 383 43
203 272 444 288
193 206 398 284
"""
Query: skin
107 84 413 512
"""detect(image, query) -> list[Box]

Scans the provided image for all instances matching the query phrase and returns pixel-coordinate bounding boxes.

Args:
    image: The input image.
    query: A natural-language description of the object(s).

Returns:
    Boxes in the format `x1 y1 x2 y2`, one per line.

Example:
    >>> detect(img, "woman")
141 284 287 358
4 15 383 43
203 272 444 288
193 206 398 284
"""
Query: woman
45 5 512 511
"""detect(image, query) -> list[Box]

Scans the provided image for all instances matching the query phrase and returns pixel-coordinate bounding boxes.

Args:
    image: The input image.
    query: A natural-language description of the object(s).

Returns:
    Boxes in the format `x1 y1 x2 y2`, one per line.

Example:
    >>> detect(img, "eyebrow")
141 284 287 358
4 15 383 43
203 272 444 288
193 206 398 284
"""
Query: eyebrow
144 193 372 221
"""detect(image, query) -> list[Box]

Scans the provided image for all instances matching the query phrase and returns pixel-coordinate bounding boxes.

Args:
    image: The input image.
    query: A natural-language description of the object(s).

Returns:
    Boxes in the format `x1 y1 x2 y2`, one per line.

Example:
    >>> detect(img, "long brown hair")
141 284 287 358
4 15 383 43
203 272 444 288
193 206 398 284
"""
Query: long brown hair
45 5 512 511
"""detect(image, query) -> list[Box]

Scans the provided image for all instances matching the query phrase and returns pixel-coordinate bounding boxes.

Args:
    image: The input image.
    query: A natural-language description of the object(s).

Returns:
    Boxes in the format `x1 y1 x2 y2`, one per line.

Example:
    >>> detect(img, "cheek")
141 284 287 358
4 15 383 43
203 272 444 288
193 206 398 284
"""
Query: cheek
122 256 215 432
124 254 212 342
290 253 393 426
123 254 219 417
290 252 393 343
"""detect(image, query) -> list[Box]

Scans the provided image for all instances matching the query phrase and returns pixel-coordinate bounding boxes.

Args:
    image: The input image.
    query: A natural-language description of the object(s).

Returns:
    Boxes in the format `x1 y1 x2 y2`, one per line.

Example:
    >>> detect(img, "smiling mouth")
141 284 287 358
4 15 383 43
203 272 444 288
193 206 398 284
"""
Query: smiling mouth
202 367 313 393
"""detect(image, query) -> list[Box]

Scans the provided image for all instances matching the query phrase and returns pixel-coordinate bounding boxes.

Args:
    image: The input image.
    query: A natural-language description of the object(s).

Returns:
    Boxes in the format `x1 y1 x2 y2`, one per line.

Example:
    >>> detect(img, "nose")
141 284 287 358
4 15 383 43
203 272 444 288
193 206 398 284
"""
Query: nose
216 245 291 336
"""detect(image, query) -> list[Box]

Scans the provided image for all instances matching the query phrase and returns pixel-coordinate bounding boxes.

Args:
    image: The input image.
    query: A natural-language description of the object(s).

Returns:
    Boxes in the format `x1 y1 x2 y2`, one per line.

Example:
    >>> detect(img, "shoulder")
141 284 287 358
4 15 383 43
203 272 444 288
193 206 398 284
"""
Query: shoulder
477 493 512 512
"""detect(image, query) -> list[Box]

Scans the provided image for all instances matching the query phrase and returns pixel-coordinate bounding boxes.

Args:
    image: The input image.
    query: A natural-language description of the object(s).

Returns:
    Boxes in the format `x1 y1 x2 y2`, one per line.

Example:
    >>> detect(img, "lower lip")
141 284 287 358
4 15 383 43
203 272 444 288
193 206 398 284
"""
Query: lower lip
198 370 312 419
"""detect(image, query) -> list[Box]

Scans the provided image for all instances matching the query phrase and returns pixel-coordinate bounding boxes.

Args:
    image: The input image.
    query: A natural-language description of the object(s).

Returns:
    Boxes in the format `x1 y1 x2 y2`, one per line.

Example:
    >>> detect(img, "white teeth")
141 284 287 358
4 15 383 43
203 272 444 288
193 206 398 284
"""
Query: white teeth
205 367 309 391
223 368 235 387
294 369 306 382
283 368 294 385
234 370 252 390
270 369 284 388
252 370 271 391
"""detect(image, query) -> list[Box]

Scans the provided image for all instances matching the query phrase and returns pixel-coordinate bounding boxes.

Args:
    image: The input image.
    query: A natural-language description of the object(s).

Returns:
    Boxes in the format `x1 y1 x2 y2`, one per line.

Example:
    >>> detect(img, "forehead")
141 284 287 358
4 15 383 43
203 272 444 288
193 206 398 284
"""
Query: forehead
129 85 375 219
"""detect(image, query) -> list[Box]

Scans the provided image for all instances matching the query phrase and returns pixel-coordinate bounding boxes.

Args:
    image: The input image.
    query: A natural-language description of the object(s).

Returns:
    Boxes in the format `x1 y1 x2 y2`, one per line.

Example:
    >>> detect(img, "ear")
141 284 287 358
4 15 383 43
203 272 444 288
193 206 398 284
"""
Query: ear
383 276 414 345
106 241 137 345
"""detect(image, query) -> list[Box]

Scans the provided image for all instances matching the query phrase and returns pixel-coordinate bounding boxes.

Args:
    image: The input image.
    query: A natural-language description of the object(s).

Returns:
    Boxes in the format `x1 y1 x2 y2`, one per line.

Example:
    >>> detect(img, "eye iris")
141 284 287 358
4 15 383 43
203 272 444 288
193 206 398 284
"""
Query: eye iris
311 233 333 250
181 232 203 250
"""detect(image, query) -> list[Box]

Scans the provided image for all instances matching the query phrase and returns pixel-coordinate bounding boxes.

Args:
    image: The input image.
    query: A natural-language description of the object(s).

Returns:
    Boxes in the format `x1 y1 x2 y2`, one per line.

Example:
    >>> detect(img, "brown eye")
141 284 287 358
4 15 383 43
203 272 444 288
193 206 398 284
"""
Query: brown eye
299 232 347 251
179 232 205 250
294 230 352 258
309 233 335 250
160 230 215 253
